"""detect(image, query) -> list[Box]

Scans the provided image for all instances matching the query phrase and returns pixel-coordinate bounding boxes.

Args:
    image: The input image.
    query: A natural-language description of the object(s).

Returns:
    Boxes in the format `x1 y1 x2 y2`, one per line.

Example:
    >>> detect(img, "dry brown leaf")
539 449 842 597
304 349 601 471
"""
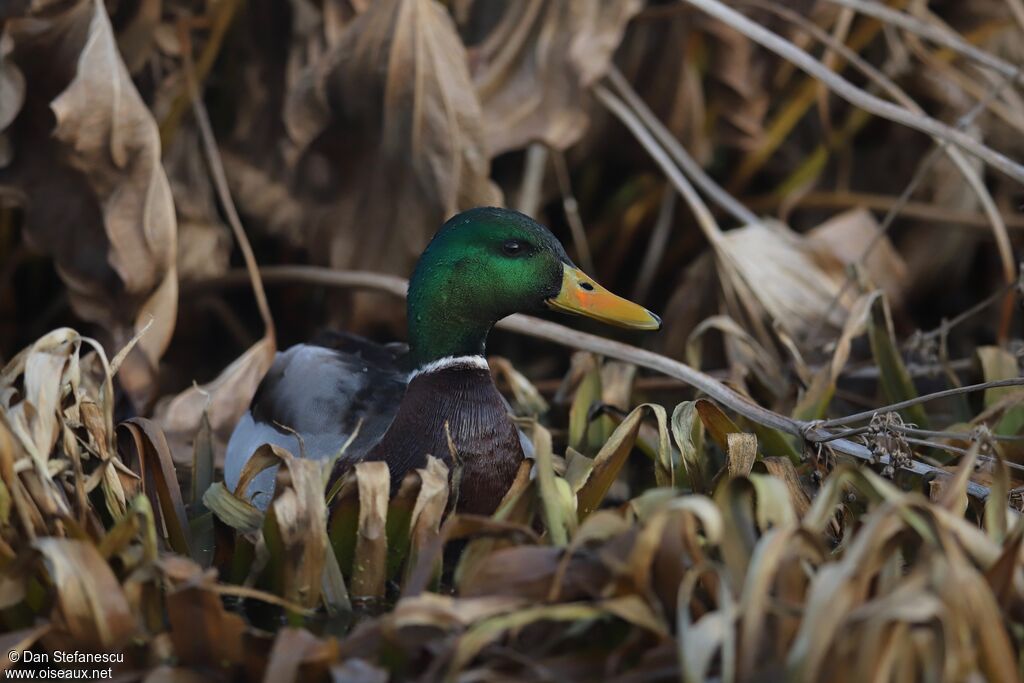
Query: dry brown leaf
273 0 500 326
220 151 306 242
117 418 193 555
263 627 339 683
471 0 642 154
404 456 449 584
34 538 137 650
165 584 247 669
163 127 231 282
351 461 390 599
761 457 812 520
686 315 786 394
726 433 758 477
155 335 276 465
4 0 177 408
447 598 666 678
265 449 330 609
698 16 770 150
718 220 850 340
806 208 908 308
393 594 526 631
488 357 549 416
1 328 80 466
600 361 636 411
459 544 612 602
111 0 161 73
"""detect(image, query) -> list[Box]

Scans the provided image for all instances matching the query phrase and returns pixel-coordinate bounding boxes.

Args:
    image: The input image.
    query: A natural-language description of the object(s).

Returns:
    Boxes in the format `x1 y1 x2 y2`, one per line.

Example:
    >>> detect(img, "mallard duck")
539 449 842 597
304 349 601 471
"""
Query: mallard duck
224 207 660 514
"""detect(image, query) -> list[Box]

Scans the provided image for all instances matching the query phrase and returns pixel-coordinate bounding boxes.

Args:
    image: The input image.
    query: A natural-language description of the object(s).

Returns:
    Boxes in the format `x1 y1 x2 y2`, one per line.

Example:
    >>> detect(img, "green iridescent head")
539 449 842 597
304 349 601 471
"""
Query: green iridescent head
407 207 660 367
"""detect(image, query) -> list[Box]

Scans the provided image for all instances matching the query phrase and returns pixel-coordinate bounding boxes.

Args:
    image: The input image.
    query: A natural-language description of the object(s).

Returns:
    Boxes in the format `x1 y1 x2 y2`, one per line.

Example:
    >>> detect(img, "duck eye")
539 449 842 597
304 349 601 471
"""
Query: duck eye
502 239 528 256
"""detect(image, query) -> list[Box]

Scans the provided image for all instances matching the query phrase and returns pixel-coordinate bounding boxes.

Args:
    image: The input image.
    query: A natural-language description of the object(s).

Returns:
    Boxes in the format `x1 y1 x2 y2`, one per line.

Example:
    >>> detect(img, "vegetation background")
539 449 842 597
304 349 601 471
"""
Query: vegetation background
2 0 1024 680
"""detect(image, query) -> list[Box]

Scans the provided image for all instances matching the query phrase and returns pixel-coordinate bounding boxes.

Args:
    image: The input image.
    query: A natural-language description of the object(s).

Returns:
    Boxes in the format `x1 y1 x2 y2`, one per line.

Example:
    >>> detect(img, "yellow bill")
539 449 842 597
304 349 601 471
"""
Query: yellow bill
546 264 661 330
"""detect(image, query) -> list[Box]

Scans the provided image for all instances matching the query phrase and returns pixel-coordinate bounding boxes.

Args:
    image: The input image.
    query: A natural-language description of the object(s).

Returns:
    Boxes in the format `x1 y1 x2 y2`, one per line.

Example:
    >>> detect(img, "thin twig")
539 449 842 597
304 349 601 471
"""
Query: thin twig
605 67 759 227
551 151 595 273
902 436 969 456
180 22 275 345
593 84 724 245
160 0 243 148
903 31 1024 139
677 0 1024 184
746 191 1024 232
917 276 1022 346
632 188 676 302
186 266 408 297
822 0 1023 84
895 426 1024 444
843 358 974 379
820 6 856 132
818 378 1024 428
517 143 548 217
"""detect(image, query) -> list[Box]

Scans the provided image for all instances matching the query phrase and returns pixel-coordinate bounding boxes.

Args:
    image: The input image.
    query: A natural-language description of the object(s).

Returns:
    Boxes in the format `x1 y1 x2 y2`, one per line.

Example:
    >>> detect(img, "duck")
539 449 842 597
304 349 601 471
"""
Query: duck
223 207 661 514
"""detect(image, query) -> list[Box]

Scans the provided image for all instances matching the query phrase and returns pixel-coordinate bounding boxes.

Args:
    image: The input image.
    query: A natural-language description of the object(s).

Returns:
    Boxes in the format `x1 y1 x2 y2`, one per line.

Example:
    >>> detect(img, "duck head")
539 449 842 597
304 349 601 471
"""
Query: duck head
407 207 660 367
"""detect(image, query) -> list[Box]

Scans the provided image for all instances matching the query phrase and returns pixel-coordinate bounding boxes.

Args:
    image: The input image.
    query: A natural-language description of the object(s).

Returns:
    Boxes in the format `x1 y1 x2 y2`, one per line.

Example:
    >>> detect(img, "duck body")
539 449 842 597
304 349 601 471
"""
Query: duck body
223 333 408 510
224 341 524 513
224 207 660 515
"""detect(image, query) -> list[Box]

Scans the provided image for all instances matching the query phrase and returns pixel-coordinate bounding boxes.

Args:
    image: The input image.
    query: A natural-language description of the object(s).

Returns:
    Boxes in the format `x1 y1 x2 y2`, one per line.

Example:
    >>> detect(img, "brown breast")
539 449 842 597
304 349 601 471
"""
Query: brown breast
365 362 524 516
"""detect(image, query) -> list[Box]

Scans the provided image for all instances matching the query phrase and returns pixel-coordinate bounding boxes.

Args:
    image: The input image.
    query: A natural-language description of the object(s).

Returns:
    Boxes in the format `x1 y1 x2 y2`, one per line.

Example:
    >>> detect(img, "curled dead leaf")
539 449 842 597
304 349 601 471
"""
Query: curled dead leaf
34 538 136 650
270 0 501 327
4 0 177 408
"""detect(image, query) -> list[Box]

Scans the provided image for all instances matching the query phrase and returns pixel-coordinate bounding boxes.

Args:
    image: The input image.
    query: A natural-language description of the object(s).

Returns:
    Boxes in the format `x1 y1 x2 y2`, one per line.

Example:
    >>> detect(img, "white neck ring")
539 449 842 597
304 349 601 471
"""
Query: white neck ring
408 355 489 380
